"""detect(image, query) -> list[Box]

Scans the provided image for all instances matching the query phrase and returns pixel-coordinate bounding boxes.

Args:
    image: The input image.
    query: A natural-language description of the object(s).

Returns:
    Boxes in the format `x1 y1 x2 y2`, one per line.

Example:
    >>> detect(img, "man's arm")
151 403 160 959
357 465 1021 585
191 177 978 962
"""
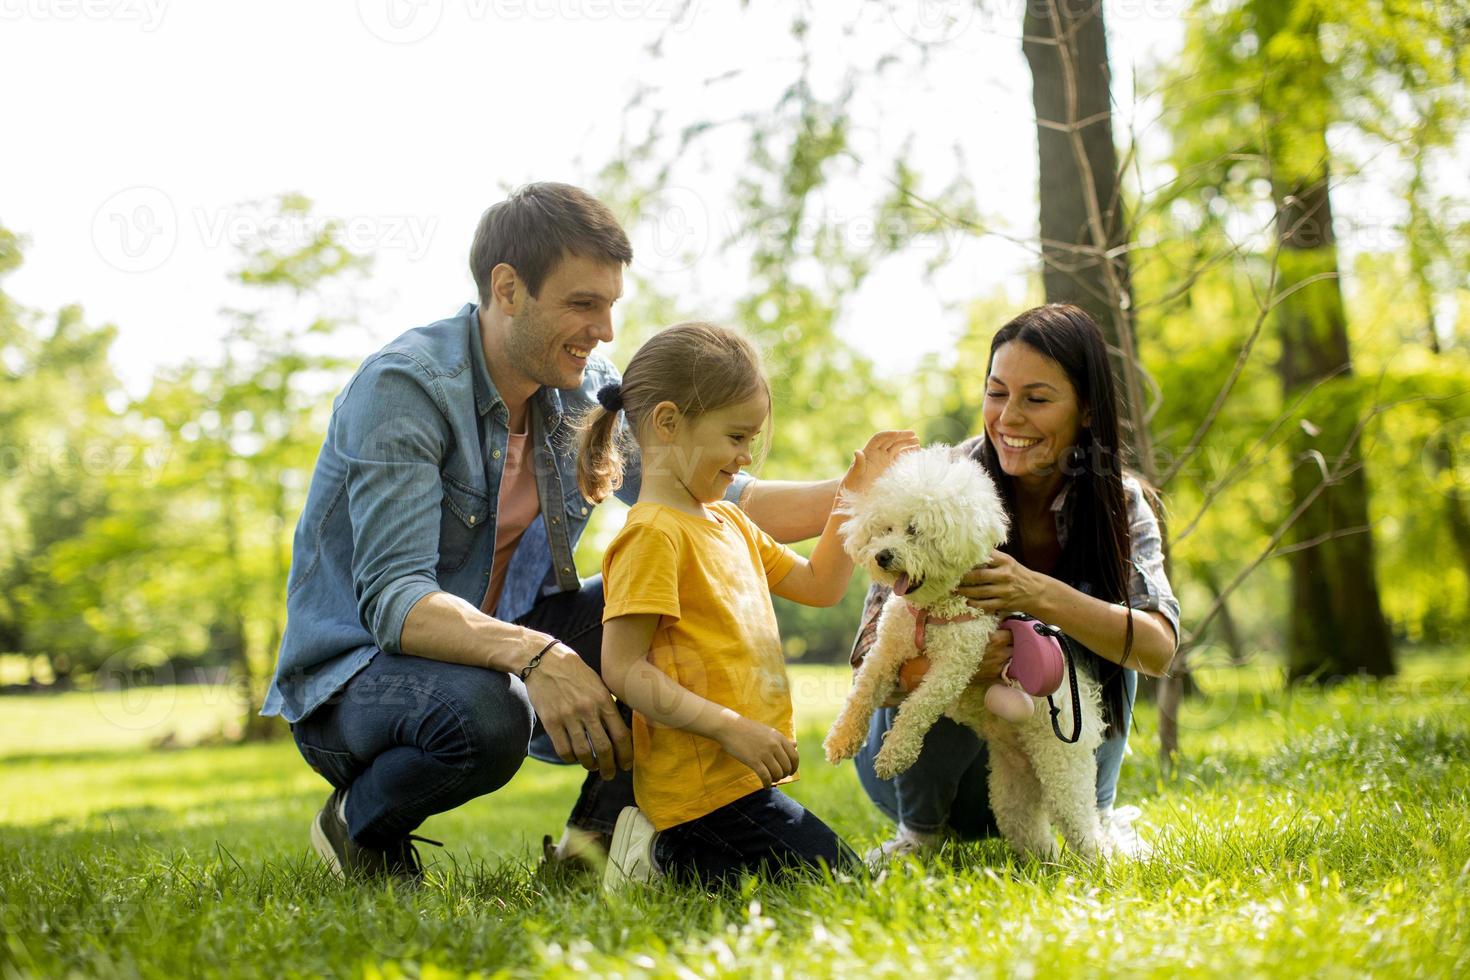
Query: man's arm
738 478 841 544
399 591 551 673
336 354 453 653
336 355 629 775
400 592 633 779
737 430 916 542
770 431 920 603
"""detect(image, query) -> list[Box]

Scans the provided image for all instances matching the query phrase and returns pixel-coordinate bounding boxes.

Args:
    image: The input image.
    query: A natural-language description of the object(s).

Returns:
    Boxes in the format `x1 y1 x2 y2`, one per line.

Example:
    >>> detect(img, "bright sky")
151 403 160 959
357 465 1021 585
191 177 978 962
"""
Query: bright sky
3 1 1195 397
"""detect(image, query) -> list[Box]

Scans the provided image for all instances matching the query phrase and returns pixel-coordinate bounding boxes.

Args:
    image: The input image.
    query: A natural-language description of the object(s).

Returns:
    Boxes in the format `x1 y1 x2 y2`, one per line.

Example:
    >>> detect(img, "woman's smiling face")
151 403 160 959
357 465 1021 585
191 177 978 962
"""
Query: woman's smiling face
982 341 1088 480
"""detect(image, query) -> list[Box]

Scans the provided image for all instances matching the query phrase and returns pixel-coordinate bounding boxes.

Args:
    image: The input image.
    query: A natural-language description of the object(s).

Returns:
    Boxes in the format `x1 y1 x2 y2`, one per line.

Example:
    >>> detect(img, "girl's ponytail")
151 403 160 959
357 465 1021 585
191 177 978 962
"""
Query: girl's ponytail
577 383 627 503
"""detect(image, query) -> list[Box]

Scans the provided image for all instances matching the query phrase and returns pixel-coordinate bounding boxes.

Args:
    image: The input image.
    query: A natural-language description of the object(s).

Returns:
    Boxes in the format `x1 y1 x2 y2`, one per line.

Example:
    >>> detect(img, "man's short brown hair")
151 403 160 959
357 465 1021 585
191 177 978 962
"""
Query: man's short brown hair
469 183 633 304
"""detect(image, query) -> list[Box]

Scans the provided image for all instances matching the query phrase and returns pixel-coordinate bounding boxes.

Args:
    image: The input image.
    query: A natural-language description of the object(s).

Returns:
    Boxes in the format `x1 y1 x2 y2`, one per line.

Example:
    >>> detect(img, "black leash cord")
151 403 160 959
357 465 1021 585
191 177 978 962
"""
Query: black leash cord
1047 634 1083 744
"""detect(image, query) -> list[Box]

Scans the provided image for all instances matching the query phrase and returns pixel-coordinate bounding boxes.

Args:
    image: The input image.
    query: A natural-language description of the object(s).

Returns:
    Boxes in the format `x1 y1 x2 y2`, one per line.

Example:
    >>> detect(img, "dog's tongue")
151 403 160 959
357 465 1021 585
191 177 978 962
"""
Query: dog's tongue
893 573 911 596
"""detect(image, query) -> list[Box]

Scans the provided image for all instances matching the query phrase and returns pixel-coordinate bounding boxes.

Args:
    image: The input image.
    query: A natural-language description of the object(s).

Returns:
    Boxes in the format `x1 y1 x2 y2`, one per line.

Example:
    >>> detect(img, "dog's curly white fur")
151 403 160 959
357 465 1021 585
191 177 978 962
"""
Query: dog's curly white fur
823 445 1109 860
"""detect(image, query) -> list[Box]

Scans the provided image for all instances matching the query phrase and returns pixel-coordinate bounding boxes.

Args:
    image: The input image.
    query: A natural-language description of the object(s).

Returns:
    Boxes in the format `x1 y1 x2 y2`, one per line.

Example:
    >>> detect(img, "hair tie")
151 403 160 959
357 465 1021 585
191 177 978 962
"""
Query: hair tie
596 382 624 413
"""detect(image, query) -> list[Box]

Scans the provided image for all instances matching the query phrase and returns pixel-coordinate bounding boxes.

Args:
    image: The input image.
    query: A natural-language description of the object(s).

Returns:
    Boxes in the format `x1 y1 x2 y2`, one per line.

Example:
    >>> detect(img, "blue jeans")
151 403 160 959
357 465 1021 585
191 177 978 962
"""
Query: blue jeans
653 788 860 886
289 575 634 848
855 669 1137 836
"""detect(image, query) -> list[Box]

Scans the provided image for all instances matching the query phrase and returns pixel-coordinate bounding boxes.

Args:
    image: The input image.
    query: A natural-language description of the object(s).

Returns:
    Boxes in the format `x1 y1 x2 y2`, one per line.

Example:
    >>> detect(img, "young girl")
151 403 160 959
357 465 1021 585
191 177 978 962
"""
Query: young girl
577 321 915 888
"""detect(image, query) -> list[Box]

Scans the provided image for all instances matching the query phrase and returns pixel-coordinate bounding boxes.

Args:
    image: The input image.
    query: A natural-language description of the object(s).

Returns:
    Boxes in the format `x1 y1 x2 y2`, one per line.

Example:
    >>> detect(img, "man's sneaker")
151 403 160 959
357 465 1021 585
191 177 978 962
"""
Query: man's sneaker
311 787 442 886
601 806 659 893
864 823 943 870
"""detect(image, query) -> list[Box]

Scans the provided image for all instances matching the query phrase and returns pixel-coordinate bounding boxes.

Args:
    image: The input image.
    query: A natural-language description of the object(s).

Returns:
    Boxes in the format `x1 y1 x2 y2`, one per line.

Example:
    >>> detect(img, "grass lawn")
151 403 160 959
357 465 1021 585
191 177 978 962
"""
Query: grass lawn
2 655 1468 978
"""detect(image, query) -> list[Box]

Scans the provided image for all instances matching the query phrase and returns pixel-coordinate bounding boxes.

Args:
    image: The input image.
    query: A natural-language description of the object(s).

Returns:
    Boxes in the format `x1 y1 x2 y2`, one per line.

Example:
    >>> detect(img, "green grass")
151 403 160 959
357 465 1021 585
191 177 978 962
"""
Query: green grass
2 656 1468 978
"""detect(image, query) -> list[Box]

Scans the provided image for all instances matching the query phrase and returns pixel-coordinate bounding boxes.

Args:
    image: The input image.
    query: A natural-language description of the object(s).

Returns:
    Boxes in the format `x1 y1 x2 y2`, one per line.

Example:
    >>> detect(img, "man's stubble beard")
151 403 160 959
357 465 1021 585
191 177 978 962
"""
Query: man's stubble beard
505 301 576 390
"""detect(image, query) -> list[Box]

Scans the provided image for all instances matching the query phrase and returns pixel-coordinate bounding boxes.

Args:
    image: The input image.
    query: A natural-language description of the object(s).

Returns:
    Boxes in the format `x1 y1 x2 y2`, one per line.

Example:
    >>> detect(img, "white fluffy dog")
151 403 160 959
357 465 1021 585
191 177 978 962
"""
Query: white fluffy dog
824 445 1108 860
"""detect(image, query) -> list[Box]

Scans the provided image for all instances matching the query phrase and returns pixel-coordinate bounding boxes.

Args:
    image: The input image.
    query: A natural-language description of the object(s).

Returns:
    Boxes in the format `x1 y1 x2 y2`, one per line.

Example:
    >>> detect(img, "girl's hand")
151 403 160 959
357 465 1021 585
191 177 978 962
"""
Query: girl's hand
715 715 799 788
954 549 1050 617
879 629 1014 707
841 430 920 494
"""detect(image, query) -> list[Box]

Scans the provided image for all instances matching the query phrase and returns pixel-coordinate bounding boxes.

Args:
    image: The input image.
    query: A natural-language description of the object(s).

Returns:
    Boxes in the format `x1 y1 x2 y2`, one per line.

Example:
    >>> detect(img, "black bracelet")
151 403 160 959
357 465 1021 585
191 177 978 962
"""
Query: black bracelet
519 639 558 681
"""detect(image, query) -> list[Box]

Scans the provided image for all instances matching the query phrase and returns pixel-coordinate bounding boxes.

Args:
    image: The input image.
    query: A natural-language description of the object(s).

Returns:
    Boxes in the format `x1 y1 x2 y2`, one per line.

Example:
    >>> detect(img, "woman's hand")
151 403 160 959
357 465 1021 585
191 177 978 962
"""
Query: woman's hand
879 629 1015 707
953 549 1051 617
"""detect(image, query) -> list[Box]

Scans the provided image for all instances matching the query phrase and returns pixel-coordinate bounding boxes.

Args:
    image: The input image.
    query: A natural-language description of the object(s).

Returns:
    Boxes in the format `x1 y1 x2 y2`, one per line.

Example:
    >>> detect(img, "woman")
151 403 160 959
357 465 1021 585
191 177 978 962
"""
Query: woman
851 303 1181 861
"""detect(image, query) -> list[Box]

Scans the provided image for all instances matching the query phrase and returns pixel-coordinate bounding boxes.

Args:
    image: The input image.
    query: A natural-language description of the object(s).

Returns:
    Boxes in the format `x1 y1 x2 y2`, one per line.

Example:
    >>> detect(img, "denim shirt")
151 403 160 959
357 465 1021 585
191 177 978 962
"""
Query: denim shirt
849 436 1181 668
262 303 753 723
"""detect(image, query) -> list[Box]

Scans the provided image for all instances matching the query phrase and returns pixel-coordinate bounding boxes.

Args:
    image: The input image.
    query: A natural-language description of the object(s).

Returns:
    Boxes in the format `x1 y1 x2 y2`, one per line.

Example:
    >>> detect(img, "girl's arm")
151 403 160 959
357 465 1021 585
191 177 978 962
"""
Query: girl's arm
772 431 919 607
601 614 798 787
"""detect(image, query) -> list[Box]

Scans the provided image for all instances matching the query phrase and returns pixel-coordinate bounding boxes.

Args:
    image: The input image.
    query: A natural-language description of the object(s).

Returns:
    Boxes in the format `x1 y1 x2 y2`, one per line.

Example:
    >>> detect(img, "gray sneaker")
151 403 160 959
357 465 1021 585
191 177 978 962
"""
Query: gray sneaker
311 787 441 886
601 806 660 893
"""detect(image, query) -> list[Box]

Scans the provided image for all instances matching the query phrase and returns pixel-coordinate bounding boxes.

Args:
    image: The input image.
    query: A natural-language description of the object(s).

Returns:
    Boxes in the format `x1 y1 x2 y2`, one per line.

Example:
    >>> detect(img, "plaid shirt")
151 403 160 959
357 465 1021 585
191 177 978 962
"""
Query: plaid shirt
848 438 1181 668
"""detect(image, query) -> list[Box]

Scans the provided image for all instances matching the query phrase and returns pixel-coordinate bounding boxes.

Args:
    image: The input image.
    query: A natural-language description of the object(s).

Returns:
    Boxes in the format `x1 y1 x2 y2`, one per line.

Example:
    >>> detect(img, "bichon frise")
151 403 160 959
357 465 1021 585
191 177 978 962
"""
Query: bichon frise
824 445 1108 860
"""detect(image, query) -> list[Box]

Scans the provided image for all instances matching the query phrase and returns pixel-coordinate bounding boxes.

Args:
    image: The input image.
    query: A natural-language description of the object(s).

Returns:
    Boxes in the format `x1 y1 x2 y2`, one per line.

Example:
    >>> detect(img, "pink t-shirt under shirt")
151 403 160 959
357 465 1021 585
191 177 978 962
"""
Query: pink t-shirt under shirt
480 430 540 615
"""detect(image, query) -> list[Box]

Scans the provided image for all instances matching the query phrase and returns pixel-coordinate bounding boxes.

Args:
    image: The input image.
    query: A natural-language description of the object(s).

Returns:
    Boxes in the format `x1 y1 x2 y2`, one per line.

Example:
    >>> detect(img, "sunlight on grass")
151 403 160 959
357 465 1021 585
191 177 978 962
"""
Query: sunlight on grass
3 651 1468 977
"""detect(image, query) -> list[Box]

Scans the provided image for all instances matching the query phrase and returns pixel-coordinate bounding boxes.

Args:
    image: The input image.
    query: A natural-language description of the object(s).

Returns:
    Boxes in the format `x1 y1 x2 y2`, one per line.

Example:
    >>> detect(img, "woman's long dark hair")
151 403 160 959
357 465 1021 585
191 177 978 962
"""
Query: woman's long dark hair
978 304 1136 738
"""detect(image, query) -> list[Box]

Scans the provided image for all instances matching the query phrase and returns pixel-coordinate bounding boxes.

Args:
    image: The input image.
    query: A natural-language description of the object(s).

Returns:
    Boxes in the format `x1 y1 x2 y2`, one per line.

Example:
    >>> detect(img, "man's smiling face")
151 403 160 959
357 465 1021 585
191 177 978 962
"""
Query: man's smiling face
505 253 624 390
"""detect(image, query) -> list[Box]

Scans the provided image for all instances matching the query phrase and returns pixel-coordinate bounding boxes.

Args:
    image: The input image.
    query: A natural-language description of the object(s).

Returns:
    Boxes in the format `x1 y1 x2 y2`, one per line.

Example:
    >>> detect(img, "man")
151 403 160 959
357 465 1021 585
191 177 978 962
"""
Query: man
261 183 840 884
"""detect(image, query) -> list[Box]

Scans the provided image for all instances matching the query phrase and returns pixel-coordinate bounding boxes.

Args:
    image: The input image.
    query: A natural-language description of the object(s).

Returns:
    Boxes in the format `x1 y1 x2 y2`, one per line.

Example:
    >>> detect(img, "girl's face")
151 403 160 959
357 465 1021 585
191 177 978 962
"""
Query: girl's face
664 393 768 504
982 341 1088 481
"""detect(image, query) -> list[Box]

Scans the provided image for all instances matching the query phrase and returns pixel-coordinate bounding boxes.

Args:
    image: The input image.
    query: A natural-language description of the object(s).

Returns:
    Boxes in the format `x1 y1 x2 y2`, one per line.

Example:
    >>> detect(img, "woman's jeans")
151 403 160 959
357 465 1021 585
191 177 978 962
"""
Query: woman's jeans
653 788 861 885
289 575 634 849
854 669 1137 837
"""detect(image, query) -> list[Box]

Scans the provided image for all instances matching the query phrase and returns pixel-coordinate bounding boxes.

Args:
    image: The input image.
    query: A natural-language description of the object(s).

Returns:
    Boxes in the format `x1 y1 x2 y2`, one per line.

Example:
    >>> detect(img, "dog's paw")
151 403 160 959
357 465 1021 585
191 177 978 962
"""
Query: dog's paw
873 740 918 780
823 730 861 764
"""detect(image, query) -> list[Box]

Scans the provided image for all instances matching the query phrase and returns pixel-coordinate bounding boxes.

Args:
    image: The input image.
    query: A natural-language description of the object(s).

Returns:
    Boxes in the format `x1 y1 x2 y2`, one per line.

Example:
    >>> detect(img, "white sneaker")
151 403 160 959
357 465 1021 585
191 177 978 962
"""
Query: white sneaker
1099 804 1151 859
602 806 660 893
865 823 942 870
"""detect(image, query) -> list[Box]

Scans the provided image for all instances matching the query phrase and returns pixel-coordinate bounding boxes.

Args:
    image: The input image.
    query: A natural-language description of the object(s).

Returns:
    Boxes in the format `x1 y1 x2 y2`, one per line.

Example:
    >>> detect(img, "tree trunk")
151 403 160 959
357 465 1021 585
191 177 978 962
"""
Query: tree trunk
1022 0 1186 759
1256 0 1395 682
1022 0 1134 369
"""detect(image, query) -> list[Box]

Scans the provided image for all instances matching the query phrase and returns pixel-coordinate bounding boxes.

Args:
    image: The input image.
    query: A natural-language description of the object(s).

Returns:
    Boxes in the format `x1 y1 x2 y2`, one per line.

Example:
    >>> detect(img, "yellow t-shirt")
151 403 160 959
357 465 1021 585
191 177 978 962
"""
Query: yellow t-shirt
601 500 799 831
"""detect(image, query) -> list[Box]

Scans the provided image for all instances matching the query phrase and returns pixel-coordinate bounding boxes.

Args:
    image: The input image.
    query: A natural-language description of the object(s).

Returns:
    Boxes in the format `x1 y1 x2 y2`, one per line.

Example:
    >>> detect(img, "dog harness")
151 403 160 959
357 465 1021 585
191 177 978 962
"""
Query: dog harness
906 606 1085 744
907 604 980 652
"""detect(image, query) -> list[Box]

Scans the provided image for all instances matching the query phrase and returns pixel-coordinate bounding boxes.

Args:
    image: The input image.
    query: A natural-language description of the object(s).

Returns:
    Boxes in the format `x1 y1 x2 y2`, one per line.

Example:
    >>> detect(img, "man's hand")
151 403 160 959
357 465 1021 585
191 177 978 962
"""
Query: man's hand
521 641 634 780
714 714 799 788
840 430 920 495
878 628 1014 708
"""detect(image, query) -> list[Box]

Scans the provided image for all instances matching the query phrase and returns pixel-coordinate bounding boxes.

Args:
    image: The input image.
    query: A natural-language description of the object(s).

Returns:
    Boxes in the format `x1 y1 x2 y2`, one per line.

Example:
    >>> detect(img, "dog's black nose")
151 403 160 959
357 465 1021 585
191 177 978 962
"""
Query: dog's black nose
876 549 895 569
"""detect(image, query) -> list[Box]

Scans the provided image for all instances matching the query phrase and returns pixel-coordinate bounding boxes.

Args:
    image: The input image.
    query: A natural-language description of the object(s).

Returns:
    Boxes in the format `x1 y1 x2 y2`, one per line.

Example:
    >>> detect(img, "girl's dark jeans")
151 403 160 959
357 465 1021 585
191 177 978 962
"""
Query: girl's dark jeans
653 787 861 886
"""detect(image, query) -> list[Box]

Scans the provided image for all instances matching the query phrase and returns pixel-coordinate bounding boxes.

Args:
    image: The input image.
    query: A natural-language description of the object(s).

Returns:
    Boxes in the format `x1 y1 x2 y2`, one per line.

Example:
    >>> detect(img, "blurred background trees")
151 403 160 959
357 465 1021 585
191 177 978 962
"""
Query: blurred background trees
2 1 1467 747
